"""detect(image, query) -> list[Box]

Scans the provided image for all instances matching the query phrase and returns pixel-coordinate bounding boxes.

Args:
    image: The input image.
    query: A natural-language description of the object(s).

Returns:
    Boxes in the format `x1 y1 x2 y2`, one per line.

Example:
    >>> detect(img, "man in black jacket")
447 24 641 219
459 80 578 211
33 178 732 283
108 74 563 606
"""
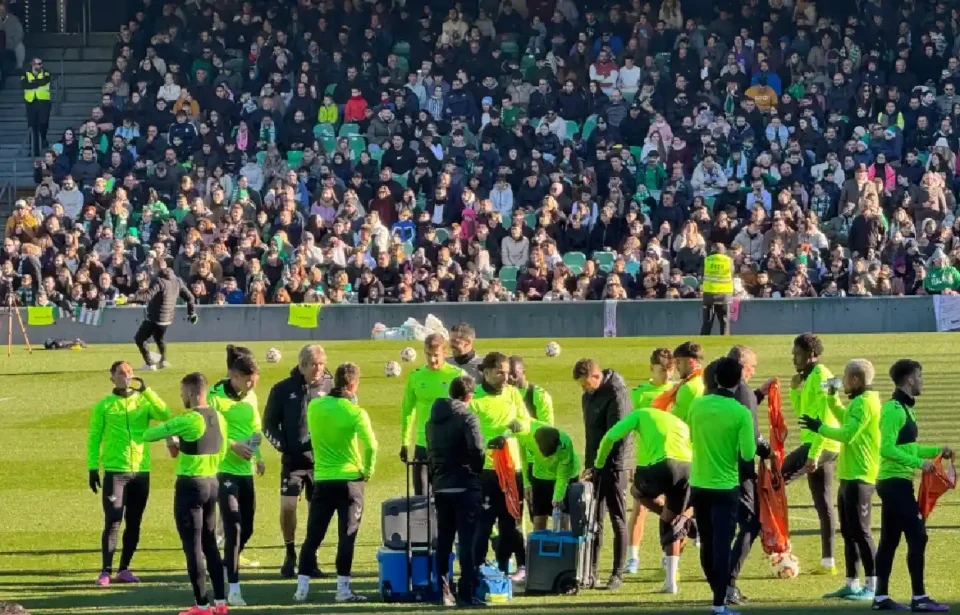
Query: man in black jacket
263 344 334 578
575 358 632 592
703 346 775 607
426 375 485 607
133 265 197 371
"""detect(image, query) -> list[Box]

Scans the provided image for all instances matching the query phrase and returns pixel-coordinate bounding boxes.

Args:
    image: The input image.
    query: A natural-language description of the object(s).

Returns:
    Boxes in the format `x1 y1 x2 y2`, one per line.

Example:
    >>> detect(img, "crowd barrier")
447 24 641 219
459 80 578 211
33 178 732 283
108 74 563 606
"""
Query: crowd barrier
8 297 939 345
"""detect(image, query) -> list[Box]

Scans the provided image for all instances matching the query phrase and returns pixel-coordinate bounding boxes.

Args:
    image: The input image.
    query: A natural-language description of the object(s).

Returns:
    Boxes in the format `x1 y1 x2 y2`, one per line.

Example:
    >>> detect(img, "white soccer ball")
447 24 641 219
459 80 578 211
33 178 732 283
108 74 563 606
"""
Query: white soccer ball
545 341 561 357
265 348 282 363
385 361 402 377
768 551 800 579
400 347 417 362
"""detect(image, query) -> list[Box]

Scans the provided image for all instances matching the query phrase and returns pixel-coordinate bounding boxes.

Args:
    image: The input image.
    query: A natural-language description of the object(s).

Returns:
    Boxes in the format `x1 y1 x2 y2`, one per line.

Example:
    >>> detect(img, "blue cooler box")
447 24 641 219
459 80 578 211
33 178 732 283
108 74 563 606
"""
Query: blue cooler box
477 563 513 603
525 530 589 594
377 546 455 602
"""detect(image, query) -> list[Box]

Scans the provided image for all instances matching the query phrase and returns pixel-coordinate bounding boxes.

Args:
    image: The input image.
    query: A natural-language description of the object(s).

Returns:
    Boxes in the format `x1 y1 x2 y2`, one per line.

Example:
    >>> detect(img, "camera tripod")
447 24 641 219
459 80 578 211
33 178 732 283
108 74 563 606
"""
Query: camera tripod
2 294 33 357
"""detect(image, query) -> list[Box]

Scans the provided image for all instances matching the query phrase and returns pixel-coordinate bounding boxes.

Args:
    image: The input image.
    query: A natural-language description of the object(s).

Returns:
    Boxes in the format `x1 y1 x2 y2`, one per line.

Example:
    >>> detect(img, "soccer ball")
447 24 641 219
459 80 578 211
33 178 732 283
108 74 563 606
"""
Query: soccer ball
545 341 561 357
385 361 402 377
400 347 417 362
768 551 800 579
265 348 282 363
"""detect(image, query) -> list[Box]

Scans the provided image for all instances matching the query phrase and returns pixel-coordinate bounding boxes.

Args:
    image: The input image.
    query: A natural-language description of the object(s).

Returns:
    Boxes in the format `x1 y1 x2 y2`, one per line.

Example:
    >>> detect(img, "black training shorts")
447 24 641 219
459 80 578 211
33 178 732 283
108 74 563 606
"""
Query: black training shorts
632 459 691 516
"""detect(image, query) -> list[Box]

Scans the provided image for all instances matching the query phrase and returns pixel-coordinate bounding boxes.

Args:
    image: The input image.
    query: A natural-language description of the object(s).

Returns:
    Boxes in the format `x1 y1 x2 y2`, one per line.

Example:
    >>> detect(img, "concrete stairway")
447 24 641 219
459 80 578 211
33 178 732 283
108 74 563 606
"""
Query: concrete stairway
0 32 115 228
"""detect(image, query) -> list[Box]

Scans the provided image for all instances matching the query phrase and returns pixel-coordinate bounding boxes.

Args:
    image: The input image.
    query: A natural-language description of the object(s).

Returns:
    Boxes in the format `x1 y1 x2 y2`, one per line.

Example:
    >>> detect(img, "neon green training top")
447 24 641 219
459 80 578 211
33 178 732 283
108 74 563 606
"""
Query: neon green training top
820 390 882 483
87 387 170 472
790 364 842 459
877 396 942 482
143 409 228 477
671 375 705 424
516 421 581 503
307 394 378 481
596 407 692 469
208 380 263 476
400 363 463 447
688 393 756 490
630 380 672 410
468 383 530 470
520 384 554 463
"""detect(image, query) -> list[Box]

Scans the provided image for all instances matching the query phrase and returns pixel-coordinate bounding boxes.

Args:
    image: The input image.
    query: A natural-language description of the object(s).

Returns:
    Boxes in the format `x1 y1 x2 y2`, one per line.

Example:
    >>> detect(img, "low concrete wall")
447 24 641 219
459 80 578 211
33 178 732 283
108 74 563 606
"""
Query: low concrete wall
10 296 938 345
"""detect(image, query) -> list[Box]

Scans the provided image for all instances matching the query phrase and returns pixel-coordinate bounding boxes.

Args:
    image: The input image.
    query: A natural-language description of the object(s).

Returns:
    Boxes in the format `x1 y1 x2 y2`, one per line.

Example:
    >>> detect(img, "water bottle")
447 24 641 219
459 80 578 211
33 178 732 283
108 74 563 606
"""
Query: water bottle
821 378 842 392
551 506 562 532
248 432 262 455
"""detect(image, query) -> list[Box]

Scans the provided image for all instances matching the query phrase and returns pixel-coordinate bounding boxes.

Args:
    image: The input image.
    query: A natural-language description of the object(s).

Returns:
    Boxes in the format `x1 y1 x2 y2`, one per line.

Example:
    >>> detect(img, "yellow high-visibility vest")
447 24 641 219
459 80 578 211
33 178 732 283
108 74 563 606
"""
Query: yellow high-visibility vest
24 71 51 102
702 254 733 294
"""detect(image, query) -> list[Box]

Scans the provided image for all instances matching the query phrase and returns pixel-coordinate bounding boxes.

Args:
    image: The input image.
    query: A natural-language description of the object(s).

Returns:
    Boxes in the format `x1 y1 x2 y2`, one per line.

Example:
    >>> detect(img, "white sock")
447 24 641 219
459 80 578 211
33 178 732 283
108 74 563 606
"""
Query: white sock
297 575 310 589
229 582 240 594
913 595 928 601
629 545 639 560
874 595 889 601
711 606 724 613
214 599 226 607
865 577 877 592
664 556 680 585
821 557 835 568
846 577 860 590
337 575 351 594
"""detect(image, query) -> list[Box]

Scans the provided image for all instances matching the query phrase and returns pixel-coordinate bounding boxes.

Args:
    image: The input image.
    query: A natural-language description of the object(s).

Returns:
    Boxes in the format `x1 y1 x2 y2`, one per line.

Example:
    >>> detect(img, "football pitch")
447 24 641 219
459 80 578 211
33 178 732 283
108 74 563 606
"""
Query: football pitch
0 334 957 615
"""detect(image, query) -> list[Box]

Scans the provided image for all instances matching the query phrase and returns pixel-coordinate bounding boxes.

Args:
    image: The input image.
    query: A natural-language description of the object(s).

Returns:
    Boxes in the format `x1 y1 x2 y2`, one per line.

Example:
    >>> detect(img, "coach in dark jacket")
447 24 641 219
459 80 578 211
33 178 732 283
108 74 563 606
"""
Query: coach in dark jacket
133 266 196 370
575 359 632 591
262 344 334 577
426 375 484 606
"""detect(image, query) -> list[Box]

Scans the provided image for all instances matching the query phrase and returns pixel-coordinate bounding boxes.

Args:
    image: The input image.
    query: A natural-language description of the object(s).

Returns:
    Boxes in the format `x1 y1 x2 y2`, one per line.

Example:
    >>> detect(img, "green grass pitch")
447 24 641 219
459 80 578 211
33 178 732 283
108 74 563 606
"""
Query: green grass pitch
0 334 957 614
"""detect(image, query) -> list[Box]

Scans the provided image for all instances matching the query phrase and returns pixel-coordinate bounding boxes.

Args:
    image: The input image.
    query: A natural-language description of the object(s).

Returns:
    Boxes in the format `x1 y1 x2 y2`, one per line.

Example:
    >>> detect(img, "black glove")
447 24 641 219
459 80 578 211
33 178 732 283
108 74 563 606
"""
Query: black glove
798 415 823 433
488 435 507 450
89 470 101 494
130 377 146 392
507 420 523 433
399 447 408 463
756 436 772 460
188 313 199 325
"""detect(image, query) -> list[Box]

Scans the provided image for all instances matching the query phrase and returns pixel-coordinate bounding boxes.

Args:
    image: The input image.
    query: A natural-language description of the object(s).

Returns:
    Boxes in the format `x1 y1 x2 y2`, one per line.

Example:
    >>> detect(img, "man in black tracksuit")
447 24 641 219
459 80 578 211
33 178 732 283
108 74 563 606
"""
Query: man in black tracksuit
713 346 774 606
575 358 633 592
263 344 334 578
426 375 485 607
134 265 196 370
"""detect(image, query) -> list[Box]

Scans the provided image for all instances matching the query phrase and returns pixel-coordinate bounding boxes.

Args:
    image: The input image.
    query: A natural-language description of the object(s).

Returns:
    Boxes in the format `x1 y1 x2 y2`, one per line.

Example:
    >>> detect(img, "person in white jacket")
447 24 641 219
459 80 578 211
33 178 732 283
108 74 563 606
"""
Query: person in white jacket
55 176 85 220
239 160 264 192
157 72 182 104
616 56 642 98
490 176 514 218
690 155 727 197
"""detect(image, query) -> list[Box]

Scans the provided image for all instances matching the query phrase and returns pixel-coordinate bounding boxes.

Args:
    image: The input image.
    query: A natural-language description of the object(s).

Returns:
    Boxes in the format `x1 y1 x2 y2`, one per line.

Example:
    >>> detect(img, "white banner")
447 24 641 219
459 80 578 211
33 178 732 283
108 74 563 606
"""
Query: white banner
933 295 960 331
603 300 617 337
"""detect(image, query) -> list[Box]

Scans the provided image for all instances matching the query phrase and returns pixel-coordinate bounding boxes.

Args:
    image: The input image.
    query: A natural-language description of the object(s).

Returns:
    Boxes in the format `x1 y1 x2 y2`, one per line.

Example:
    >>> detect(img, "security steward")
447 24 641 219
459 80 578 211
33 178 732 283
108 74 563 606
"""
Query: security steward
701 243 734 336
21 57 51 156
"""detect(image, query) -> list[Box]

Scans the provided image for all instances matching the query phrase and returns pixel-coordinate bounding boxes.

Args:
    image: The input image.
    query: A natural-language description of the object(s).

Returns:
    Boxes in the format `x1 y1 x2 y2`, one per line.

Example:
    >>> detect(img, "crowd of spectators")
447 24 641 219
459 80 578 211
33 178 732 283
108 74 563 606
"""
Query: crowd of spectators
5 0 960 311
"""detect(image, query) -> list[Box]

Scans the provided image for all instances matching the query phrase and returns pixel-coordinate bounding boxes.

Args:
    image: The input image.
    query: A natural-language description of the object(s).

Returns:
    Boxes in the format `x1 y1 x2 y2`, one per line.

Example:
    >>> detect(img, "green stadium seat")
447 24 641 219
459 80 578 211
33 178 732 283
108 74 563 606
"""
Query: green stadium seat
286 150 303 168
402 240 414 256
625 260 641 276
392 41 411 57
593 251 616 272
682 275 700 289
325 83 337 95
393 172 409 188
499 266 519 292
339 123 360 137
348 136 366 159
524 213 537 228
500 40 520 58
321 136 336 153
581 116 598 141
563 251 587 269
565 120 580 138
314 123 336 139
256 151 266 166
434 227 450 243
567 264 583 275
629 145 644 163
370 148 384 165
